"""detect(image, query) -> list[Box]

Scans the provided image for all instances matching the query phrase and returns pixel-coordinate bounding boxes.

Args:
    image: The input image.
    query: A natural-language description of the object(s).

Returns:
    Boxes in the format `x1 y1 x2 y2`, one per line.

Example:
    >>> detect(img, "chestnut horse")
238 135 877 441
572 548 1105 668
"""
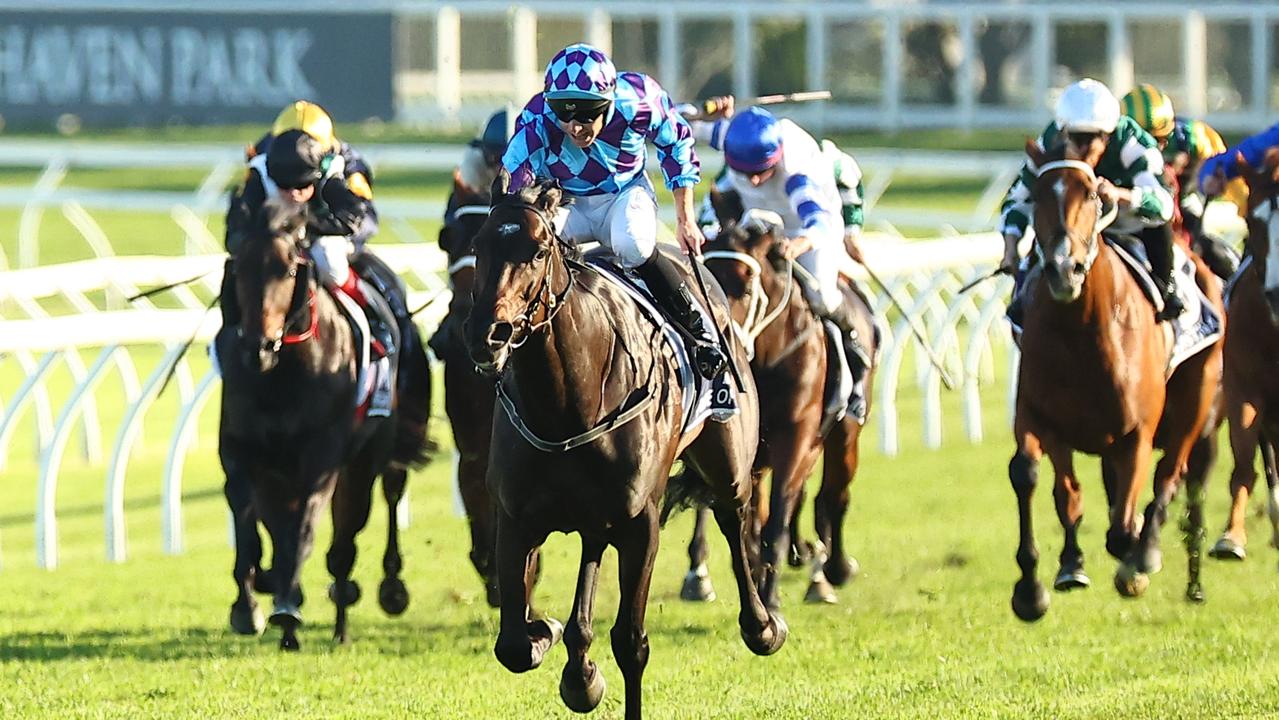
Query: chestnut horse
1009 142 1223 621
682 191 875 609
218 202 431 649
465 174 785 720
1209 151 1279 561
434 176 502 606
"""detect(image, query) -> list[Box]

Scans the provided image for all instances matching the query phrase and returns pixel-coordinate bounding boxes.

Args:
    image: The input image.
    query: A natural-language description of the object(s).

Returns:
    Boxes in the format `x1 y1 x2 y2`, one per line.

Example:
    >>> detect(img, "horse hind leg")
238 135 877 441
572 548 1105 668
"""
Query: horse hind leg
611 503 660 720
493 512 561 674
680 506 716 602
224 467 265 636
1212 402 1262 560
1182 432 1215 603
377 465 411 616
1048 448 1089 592
560 534 607 713
815 420 862 589
710 500 788 656
325 461 377 645
1262 433 1279 550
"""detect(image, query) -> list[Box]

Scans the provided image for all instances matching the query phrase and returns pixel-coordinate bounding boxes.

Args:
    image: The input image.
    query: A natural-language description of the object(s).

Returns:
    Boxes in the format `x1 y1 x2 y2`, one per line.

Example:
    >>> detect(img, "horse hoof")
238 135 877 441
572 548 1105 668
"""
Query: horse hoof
804 578 838 605
1053 568 1091 592
229 603 265 636
495 619 563 674
1138 548 1163 575
1209 536 1246 561
327 580 362 607
559 660 606 713
1010 579 1049 622
1186 582 1206 604
530 617 564 647
742 611 788 656
680 570 716 603
485 581 501 609
823 555 860 587
279 633 301 652
1113 564 1150 598
378 577 410 616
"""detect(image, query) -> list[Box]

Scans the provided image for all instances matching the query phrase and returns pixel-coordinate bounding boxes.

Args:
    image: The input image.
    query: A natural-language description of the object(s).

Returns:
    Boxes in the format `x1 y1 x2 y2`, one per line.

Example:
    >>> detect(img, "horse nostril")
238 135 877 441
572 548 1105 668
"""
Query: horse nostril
487 322 514 347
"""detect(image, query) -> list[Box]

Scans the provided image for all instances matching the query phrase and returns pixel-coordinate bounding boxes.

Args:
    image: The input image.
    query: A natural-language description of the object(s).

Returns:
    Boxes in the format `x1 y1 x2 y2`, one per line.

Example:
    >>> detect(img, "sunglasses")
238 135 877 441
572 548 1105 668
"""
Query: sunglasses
548 98 611 124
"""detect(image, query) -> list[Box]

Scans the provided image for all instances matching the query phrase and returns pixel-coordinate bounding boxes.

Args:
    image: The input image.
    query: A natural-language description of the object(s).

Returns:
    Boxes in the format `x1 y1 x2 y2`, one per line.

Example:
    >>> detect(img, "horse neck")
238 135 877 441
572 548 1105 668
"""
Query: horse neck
751 262 814 365
507 263 620 432
281 278 351 376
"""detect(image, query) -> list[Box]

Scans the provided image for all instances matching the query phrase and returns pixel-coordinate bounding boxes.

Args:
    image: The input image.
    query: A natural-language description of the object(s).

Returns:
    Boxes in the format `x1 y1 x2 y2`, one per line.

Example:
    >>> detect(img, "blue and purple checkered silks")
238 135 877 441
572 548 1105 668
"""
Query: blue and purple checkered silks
543 43 617 100
503 71 700 197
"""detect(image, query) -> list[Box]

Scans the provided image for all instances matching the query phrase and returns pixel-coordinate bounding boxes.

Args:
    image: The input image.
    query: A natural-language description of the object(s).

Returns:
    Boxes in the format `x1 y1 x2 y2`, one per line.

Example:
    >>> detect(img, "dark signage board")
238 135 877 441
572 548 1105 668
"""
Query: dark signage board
0 10 394 126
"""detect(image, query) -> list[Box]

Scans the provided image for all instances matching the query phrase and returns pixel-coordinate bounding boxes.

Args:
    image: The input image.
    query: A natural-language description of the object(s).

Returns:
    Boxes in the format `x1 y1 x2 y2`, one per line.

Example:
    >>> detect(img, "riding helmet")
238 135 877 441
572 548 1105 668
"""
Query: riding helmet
724 107 784 174
267 129 326 189
544 43 617 100
1055 78 1121 135
1121 84 1175 141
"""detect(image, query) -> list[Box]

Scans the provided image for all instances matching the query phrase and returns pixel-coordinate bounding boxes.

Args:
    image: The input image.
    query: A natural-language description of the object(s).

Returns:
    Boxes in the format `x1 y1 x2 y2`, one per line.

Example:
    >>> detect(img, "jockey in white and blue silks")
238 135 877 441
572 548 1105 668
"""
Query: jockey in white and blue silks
697 106 870 422
501 42 727 379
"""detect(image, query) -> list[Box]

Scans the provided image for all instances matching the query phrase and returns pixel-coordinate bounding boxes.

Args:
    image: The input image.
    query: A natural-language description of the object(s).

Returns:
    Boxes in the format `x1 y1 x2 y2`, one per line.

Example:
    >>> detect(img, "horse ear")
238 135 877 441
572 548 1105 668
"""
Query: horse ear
537 183 563 215
1025 138 1045 167
710 187 743 228
437 224 453 254
490 167 511 204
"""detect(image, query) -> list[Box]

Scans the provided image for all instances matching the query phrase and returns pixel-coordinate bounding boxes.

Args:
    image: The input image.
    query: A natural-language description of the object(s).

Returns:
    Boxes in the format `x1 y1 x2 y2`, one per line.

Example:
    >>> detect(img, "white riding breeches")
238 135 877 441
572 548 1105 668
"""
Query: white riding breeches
555 176 658 269
311 235 353 287
796 231 844 316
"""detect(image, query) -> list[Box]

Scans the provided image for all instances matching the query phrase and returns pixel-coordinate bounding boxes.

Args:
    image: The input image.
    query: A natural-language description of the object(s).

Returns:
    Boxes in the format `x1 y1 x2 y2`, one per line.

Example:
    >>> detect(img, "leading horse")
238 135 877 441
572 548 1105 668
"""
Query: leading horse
217 201 432 649
1009 142 1223 621
465 174 785 720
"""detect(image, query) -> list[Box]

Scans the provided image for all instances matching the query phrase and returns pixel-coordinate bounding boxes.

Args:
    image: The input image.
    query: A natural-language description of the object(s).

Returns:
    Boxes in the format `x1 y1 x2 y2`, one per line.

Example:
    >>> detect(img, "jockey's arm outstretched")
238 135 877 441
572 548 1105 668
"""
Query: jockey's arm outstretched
999 78 1180 324
499 43 727 380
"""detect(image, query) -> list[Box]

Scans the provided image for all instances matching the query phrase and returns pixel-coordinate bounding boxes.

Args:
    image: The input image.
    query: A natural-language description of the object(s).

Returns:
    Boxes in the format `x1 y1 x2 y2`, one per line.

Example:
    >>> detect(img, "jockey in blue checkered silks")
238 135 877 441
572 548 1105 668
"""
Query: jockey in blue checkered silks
501 42 727 379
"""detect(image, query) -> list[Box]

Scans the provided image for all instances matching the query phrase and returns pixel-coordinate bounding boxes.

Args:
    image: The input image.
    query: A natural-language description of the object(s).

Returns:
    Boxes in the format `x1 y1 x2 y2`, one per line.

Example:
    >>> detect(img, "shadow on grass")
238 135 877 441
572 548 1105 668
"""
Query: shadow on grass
0 487 224 529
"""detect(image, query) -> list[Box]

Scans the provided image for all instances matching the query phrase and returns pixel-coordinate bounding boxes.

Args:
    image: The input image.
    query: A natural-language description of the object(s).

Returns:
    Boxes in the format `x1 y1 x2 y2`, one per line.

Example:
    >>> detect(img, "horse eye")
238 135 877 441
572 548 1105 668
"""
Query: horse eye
1088 192 1098 201
288 266 298 278
534 247 548 261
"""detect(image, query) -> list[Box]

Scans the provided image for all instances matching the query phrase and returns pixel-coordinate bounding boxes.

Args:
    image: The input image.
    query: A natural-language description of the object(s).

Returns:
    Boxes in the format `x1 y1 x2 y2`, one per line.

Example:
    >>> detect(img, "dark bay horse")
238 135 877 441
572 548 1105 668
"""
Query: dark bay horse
685 191 876 609
465 174 785 720
1009 143 1223 621
1210 151 1279 562
434 175 502 606
217 201 431 649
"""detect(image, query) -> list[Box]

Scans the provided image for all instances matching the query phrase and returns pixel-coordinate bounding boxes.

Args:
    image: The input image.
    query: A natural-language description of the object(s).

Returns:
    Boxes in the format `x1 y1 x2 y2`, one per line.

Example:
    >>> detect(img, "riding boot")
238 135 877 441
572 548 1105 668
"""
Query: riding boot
821 302 871 424
1005 260 1031 327
635 253 727 380
1144 225 1184 322
219 257 239 330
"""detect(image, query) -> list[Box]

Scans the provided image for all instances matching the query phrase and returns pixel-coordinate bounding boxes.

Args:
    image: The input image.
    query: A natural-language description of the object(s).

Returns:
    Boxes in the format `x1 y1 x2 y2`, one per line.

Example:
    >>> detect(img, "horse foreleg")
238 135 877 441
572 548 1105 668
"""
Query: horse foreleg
327 464 377 644
223 464 264 636
1009 429 1048 621
1214 400 1261 560
787 488 811 568
1109 431 1156 598
611 503 659 720
814 420 861 589
378 466 411 616
560 534 607 713
757 436 822 609
493 512 560 674
1046 445 1088 592
458 449 500 607
680 507 716 602
1261 433 1279 550
1182 433 1214 602
711 499 787 657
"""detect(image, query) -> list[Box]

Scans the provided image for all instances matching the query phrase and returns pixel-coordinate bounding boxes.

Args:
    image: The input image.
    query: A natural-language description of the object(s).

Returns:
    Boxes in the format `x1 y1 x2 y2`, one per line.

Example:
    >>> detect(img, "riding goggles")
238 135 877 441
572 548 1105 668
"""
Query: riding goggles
547 97 612 124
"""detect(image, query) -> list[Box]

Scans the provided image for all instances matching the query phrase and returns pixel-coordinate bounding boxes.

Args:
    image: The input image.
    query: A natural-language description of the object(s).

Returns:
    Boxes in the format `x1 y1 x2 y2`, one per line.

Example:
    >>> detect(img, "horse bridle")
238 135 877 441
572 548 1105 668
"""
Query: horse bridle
1034 160 1118 275
237 240 318 356
702 249 793 359
492 200 575 350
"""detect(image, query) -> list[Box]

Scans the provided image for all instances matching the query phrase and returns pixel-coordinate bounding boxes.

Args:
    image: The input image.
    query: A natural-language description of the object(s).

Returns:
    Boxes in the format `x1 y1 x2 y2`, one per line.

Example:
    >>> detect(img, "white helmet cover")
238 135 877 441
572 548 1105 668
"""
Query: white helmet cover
1055 78 1120 134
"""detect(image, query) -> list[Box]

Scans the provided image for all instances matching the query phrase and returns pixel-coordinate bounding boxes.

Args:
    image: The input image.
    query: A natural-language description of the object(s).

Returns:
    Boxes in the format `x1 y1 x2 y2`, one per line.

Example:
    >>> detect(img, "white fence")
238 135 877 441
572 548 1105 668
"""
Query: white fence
0 236 1018 570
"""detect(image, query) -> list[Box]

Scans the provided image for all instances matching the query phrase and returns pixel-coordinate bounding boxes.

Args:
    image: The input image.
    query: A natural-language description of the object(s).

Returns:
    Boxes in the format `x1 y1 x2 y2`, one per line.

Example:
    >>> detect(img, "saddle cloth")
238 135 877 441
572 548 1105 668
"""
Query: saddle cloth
1009 239 1222 376
585 254 740 436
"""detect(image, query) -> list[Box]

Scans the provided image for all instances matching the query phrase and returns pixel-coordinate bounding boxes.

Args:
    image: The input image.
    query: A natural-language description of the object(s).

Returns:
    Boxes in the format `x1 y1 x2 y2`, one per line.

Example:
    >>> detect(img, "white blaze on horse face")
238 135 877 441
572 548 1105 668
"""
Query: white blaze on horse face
498 223 520 236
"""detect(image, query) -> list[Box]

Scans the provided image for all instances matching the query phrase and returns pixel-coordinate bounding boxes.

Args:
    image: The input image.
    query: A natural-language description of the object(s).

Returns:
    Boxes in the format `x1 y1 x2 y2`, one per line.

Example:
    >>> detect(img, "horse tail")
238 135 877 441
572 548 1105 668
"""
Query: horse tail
660 463 717 527
394 322 435 468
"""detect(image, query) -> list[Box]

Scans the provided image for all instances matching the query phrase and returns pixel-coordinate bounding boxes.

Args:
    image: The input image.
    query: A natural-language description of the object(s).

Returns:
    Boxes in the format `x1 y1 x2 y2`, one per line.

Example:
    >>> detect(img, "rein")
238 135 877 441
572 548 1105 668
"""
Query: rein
445 204 490 282
702 250 795 359
1034 159 1118 276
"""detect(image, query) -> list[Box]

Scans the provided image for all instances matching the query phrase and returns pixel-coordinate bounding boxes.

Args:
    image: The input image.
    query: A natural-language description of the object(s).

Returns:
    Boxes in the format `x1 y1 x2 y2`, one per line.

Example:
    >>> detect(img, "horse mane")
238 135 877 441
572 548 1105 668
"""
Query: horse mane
255 198 309 244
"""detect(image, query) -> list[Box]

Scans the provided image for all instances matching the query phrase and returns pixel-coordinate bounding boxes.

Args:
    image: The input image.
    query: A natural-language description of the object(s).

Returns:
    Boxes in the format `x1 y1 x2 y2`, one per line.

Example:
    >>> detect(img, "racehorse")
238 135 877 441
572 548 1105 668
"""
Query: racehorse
682 189 875 609
434 175 502 606
1008 141 1223 621
1208 150 1279 562
465 173 786 720
217 200 432 649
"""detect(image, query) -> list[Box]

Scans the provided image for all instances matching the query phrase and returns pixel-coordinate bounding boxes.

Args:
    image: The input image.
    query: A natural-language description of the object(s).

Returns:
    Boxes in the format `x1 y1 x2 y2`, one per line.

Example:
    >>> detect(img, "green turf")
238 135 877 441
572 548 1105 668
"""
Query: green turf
1 328 1277 718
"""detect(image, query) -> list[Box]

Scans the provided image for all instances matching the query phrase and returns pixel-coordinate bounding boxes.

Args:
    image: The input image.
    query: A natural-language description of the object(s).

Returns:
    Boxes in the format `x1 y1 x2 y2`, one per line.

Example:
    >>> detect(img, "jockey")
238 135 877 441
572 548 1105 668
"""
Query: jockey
1121 84 1239 278
695 103 871 423
223 128 401 376
1000 78 1181 323
449 108 512 210
1199 119 1279 219
501 42 727 379
247 100 378 210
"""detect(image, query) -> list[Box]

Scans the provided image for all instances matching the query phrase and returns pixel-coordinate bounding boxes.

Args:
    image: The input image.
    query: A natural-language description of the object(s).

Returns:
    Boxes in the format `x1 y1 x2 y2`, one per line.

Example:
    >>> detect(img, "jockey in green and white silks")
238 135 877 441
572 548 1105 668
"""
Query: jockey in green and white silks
999 78 1182 322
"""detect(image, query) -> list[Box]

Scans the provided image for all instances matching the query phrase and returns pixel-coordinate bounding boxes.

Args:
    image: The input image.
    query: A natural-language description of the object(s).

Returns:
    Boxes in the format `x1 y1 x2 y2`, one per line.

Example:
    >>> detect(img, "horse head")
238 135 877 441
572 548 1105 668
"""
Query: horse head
704 192 790 333
464 168 573 374
233 199 312 373
1028 140 1113 303
1238 148 1279 322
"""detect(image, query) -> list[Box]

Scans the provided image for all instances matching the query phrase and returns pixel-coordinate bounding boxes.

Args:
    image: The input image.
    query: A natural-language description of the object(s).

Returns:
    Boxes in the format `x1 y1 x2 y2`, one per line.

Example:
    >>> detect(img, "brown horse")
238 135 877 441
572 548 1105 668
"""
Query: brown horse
465 174 785 720
434 175 502 606
217 201 431 649
683 191 875 609
1209 151 1279 561
1009 142 1223 621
